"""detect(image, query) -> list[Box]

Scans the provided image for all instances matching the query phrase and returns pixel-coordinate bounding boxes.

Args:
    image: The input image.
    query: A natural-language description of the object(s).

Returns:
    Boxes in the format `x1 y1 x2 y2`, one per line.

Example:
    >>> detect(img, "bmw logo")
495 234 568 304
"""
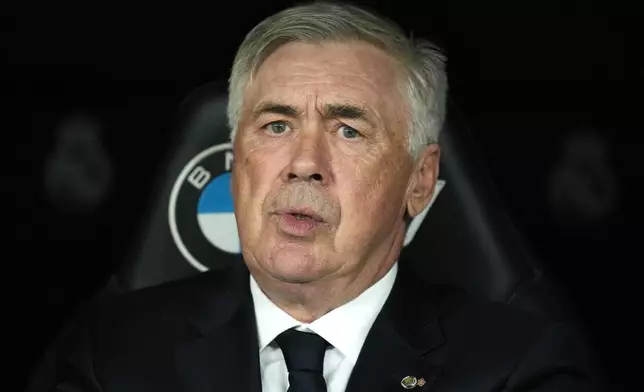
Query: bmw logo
169 143 239 272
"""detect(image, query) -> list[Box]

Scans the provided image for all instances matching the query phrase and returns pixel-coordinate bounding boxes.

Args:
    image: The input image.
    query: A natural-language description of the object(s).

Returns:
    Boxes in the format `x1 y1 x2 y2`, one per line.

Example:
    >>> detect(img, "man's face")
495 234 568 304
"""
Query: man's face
232 41 425 285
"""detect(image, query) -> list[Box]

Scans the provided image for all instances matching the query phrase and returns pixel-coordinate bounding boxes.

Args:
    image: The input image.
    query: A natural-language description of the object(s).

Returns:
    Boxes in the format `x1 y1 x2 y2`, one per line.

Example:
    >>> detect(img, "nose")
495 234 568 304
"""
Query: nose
283 129 330 185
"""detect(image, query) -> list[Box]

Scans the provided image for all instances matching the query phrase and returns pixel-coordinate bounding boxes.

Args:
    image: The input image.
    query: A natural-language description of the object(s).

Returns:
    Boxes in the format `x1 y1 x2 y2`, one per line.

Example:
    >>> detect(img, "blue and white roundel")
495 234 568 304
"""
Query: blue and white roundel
169 143 241 272
196 172 240 254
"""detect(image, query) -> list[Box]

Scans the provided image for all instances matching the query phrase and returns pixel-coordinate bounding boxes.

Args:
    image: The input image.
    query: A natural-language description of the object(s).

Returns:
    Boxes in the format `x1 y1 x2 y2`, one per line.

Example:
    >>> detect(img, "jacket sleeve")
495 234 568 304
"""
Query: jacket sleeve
504 321 607 391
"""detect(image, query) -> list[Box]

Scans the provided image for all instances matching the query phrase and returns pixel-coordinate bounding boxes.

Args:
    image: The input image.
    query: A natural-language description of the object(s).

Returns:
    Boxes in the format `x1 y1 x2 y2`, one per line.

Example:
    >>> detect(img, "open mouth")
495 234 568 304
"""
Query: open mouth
273 208 325 236
276 208 324 223
291 213 313 220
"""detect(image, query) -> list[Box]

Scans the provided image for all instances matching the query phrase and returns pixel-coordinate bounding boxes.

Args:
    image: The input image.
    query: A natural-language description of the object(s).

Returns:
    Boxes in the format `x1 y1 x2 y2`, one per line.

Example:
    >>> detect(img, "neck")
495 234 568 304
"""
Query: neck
253 224 405 323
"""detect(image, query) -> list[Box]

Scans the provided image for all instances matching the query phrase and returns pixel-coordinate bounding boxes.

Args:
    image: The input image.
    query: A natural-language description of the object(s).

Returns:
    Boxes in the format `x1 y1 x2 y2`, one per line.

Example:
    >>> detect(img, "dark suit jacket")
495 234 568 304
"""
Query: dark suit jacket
34 260 604 391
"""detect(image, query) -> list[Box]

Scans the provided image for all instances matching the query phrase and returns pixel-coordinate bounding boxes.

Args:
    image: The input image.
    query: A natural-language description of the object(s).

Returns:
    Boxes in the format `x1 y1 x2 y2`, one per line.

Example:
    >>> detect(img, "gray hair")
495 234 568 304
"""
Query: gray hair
227 1 448 160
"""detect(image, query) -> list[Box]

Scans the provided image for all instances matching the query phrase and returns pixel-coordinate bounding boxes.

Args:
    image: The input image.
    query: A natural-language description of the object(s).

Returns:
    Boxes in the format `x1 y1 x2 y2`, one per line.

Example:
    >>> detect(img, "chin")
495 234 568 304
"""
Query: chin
264 244 329 283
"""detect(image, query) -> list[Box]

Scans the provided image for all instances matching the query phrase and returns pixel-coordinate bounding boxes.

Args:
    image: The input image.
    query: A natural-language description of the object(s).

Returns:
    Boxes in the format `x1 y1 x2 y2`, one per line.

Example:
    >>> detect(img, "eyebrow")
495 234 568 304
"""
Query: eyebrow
322 103 374 126
252 101 376 128
252 102 300 118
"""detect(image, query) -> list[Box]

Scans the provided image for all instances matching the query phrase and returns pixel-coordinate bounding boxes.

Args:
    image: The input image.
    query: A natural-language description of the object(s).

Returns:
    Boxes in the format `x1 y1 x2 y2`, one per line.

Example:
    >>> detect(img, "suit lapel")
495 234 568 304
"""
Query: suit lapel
174 264 262 392
346 260 446 391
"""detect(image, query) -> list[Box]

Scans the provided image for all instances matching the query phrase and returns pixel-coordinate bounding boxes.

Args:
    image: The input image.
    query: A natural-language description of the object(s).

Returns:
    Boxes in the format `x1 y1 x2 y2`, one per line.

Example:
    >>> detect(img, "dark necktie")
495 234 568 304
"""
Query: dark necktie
275 328 330 392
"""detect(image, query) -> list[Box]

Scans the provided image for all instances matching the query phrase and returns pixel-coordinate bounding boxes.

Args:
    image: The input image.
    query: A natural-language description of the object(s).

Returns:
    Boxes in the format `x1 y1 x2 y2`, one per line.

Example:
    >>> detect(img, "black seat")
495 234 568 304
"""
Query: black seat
113 82 573 320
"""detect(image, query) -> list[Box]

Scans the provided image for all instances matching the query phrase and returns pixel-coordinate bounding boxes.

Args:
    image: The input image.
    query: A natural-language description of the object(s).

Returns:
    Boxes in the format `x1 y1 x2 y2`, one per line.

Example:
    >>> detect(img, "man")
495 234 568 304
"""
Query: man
37 2 603 391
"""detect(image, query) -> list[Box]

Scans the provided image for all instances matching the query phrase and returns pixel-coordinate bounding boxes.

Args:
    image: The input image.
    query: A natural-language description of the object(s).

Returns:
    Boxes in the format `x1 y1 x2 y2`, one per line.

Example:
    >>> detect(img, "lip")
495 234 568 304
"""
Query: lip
273 207 325 222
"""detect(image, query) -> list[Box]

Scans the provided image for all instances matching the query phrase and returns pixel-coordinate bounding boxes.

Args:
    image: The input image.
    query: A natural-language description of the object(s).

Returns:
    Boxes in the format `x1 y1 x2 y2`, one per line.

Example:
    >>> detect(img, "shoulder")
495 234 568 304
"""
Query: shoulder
28 266 247 392
422 284 604 389
78 264 247 340
438 285 553 344
431 280 592 353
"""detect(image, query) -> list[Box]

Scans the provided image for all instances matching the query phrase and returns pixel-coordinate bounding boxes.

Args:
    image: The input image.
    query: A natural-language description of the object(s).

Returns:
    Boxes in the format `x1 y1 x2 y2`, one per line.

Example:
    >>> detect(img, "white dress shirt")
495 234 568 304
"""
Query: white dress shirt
250 263 398 392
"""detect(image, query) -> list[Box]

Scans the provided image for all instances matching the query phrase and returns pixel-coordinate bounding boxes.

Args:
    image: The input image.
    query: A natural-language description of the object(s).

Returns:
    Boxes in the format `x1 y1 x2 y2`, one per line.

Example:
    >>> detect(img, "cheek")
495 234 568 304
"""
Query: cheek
233 149 278 214
338 154 407 231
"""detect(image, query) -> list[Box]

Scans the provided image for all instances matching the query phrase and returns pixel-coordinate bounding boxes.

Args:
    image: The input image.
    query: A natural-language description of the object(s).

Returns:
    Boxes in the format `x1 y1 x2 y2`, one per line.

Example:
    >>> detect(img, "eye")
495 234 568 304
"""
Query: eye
339 125 361 139
264 121 291 135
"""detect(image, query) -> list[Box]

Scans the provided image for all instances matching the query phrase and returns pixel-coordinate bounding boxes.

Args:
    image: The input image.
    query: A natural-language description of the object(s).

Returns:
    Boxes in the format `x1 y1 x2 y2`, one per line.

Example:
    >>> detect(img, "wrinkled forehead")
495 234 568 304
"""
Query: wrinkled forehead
243 41 406 122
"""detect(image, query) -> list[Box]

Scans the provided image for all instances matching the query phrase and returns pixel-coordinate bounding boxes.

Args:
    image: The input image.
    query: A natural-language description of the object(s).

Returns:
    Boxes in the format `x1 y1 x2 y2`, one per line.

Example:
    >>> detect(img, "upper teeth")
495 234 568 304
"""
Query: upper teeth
294 213 309 220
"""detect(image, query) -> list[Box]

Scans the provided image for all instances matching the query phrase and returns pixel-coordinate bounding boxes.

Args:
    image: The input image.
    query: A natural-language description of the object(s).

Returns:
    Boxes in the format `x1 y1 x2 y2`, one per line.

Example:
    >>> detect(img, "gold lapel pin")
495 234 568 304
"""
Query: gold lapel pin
401 376 427 389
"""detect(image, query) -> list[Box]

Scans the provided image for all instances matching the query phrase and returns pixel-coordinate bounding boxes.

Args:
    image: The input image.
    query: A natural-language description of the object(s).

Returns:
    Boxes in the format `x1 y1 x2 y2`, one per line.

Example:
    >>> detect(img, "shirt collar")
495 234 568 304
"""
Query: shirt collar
250 262 398 365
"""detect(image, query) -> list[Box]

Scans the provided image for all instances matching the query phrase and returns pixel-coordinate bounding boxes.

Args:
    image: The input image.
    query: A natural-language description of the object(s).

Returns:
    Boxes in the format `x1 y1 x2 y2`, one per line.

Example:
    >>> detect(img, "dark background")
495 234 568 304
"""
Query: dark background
6 0 639 389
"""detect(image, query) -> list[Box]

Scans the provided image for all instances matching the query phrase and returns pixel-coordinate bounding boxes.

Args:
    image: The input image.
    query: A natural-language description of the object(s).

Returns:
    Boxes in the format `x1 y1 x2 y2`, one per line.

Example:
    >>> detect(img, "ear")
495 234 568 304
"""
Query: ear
406 143 440 217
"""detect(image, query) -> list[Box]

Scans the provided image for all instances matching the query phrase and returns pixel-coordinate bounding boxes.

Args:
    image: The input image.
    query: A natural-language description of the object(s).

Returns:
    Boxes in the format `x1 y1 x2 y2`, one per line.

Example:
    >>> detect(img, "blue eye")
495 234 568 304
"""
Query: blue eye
266 121 289 134
340 125 360 139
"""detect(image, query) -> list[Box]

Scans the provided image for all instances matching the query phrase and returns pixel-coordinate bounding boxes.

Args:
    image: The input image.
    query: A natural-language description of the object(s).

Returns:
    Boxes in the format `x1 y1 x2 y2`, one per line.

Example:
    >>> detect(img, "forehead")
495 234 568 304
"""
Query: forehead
245 41 404 116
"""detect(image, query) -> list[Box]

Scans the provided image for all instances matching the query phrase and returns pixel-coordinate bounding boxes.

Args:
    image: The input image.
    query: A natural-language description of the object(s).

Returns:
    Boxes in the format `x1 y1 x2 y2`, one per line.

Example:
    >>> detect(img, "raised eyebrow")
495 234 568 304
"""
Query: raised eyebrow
321 103 376 127
251 101 377 128
252 102 300 119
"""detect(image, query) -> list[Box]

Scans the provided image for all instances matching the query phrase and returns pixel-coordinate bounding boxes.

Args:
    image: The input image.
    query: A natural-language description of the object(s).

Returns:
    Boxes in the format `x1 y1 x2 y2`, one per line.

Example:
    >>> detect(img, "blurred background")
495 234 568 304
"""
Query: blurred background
5 0 640 389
